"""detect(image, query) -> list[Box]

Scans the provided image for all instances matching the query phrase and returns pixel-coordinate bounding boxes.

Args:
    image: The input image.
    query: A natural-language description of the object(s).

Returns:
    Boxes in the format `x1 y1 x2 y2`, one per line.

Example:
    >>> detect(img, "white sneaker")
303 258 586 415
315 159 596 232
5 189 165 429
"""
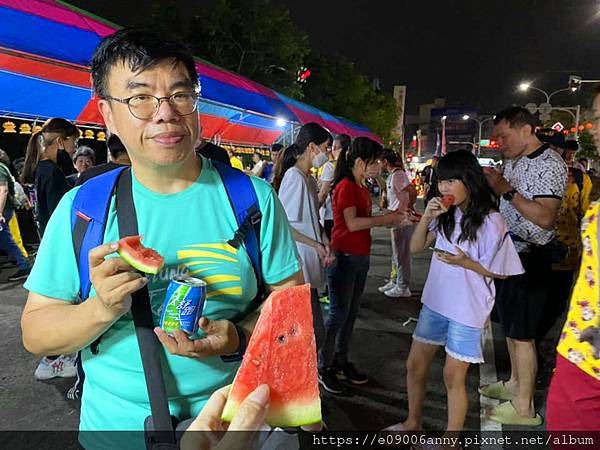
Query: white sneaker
378 280 396 293
384 285 412 298
34 354 77 380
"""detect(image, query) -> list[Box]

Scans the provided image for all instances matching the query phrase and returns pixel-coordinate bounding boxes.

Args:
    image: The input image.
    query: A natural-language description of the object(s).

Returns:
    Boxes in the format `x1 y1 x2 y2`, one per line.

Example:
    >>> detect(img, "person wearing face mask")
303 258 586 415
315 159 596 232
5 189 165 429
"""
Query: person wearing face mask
21 117 78 237
20 117 79 383
274 122 335 357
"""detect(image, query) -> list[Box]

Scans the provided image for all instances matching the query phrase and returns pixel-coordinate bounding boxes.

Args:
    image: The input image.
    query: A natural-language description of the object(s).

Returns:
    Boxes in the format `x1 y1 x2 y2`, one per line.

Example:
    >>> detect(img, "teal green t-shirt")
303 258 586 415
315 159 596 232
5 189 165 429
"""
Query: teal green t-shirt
24 157 300 449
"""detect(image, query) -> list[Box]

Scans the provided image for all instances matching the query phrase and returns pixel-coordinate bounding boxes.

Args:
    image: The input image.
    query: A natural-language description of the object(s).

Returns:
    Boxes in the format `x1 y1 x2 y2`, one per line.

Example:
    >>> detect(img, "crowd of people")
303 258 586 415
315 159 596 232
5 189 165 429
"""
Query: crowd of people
0 26 597 450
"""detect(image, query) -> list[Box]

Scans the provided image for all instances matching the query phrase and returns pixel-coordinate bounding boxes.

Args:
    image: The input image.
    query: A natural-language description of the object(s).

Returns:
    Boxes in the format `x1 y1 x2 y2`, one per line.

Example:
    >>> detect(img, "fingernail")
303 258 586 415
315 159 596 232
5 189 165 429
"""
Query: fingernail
247 384 270 407
109 243 118 250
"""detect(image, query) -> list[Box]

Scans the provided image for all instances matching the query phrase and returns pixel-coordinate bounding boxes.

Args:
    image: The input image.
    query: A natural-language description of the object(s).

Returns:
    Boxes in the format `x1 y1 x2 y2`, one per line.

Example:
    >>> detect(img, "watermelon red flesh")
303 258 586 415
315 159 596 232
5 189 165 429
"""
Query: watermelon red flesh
117 235 164 274
222 284 321 427
441 194 455 210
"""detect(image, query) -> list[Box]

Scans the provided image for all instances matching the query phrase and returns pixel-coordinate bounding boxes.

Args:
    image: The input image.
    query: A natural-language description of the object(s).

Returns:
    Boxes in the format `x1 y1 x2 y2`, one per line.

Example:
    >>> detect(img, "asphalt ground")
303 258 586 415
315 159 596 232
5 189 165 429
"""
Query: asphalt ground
0 224 561 445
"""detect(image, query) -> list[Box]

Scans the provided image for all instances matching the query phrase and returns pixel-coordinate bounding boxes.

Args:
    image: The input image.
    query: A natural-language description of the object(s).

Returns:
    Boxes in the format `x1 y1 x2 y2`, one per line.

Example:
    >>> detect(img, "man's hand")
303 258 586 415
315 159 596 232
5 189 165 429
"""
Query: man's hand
154 317 241 359
484 169 512 196
88 243 147 321
180 384 270 450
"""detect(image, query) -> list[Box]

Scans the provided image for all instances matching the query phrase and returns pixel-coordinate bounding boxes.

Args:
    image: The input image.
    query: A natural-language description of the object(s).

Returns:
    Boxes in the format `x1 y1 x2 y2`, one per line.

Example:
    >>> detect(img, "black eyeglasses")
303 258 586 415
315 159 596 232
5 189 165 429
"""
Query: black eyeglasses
104 92 199 120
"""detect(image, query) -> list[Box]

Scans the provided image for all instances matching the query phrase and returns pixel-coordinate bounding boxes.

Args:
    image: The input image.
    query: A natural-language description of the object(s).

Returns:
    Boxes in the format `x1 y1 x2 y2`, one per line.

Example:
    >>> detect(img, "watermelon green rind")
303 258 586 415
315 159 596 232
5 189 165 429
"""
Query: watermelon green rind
118 247 162 274
221 284 322 428
117 236 164 274
221 397 321 427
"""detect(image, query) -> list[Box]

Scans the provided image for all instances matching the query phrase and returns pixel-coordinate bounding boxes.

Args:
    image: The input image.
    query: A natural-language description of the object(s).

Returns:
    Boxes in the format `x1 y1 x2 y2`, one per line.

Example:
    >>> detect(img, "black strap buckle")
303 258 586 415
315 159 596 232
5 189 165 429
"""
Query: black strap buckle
228 207 262 249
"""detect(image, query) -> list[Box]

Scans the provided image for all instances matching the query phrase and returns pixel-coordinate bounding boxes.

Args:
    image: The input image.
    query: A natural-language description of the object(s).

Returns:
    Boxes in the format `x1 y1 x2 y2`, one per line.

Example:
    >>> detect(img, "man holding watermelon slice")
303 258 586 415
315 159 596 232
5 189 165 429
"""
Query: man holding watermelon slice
20 28 303 449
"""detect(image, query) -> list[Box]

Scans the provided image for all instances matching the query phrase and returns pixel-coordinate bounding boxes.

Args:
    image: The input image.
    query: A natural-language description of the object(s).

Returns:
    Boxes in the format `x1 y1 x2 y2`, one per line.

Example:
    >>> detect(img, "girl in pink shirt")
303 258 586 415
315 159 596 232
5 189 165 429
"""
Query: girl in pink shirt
385 150 523 438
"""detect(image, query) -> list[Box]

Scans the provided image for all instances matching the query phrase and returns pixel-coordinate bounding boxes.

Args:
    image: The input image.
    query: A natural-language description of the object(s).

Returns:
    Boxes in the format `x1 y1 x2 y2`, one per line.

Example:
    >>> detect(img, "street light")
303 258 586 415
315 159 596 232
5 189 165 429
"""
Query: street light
517 82 574 104
462 115 495 157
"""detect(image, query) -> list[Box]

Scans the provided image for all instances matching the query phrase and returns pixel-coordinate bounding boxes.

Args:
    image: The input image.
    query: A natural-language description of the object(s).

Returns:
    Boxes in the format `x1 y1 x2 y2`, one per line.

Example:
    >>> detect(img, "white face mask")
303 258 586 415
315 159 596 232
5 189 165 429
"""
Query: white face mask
312 152 329 169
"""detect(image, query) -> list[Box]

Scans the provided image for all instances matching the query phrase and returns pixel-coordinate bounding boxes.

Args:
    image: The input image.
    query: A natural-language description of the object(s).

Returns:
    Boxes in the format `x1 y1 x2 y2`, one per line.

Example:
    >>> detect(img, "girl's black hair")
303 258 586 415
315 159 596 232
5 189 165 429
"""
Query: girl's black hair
332 136 382 189
380 148 405 170
434 150 498 243
272 122 331 192
333 133 351 152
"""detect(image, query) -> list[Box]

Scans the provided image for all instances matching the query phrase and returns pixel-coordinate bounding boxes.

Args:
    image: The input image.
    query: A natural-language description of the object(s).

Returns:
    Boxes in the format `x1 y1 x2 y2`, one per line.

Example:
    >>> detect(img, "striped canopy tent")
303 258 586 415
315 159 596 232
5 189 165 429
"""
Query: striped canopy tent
0 0 381 146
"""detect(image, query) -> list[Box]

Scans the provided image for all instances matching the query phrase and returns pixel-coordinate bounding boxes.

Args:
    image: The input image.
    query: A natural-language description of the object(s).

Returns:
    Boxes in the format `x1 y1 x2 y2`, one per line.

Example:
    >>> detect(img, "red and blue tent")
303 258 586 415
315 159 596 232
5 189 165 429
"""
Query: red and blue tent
0 0 382 145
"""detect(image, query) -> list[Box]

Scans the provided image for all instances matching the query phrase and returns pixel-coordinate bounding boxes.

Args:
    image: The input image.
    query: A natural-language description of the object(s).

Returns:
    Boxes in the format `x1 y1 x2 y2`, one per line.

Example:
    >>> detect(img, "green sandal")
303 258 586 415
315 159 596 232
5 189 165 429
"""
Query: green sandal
478 380 514 401
488 401 543 426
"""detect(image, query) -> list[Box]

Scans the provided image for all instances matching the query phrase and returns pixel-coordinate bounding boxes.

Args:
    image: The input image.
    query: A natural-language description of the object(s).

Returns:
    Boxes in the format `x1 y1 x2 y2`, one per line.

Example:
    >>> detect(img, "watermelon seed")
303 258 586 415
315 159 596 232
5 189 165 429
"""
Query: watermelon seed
277 335 286 344
290 327 298 336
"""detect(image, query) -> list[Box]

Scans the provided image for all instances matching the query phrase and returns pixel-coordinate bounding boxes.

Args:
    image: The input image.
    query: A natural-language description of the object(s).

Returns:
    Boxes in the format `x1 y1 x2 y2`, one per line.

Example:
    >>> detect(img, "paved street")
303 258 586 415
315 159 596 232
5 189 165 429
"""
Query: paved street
0 226 559 438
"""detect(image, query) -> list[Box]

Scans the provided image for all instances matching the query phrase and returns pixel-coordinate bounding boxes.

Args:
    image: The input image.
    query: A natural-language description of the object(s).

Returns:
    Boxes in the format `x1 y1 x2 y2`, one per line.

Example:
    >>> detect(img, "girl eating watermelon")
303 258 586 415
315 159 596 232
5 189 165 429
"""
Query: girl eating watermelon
384 150 523 438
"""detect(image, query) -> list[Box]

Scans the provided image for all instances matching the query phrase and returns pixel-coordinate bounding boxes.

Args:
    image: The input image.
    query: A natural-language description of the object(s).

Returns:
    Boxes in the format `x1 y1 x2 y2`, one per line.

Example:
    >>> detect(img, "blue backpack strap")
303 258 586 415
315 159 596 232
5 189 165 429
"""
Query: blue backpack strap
71 166 128 300
212 161 263 294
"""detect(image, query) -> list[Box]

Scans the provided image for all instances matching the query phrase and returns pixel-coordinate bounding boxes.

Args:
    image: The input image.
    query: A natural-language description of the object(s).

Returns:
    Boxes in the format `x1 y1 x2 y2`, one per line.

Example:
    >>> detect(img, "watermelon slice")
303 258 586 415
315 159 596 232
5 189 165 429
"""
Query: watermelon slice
441 194 455 211
222 284 321 427
117 235 164 274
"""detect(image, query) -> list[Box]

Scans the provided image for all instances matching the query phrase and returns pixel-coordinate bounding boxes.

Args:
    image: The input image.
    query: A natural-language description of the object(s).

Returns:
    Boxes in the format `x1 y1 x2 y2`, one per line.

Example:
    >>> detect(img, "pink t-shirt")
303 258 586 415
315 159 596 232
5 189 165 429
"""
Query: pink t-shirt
386 168 411 212
422 209 524 328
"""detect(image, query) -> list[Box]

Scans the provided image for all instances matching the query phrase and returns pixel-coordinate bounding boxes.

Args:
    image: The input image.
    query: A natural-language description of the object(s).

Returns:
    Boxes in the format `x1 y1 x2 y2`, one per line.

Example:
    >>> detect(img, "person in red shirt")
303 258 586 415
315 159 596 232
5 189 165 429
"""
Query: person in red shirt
318 137 401 394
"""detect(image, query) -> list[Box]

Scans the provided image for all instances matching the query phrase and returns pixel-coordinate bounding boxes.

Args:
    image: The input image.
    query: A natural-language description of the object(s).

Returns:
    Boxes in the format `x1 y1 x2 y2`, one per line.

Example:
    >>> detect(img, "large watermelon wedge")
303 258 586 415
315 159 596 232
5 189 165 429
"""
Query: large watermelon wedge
222 284 321 427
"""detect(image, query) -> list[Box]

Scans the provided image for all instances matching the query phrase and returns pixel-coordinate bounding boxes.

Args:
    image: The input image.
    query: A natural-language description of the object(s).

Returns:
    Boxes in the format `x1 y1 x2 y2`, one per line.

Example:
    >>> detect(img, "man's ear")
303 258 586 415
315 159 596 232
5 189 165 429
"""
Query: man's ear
98 99 117 135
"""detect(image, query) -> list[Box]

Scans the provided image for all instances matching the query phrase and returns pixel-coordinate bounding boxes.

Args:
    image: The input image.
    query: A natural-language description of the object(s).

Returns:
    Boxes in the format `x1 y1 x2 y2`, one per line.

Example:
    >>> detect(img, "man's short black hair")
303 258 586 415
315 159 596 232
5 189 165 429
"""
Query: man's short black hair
107 134 127 159
493 106 538 133
271 143 284 153
91 27 199 98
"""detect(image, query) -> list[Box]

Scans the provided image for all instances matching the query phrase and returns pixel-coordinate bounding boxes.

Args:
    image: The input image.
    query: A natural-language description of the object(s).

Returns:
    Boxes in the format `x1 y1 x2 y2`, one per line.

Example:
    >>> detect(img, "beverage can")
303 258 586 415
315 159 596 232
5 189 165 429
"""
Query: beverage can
159 275 207 335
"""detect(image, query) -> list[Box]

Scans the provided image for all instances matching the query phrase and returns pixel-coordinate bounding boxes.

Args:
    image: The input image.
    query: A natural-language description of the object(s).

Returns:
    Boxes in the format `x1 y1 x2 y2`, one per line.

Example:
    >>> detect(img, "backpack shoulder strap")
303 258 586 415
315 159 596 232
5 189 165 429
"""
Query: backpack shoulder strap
71 166 128 299
212 161 263 293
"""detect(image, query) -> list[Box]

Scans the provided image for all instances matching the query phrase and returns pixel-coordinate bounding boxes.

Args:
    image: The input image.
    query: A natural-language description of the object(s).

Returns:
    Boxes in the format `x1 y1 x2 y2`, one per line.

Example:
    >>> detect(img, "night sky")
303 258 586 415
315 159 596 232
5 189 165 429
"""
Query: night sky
69 0 600 115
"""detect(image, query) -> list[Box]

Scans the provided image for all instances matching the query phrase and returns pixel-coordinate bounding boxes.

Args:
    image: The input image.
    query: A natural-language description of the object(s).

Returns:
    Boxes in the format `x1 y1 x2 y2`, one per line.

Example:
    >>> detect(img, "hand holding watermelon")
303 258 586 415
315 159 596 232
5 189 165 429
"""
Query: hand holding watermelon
180 384 270 450
222 284 322 428
88 242 149 321
440 194 455 211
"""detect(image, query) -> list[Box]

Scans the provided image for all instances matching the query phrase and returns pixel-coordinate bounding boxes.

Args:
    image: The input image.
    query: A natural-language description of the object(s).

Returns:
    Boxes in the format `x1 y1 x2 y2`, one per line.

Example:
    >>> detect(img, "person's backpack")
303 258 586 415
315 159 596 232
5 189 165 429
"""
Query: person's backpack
262 161 274 183
69 162 264 449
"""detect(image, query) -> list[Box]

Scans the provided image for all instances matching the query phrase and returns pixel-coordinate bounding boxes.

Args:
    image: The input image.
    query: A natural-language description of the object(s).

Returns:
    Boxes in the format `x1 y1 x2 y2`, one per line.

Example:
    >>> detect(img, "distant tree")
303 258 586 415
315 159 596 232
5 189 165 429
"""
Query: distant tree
187 0 309 98
304 52 399 139
577 130 597 160
146 1 183 36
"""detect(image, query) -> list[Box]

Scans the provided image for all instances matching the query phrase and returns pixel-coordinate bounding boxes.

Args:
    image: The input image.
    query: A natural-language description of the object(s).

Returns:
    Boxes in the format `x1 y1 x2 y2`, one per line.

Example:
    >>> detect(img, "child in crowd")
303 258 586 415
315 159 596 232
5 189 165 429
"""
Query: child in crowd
385 150 523 437
379 148 417 298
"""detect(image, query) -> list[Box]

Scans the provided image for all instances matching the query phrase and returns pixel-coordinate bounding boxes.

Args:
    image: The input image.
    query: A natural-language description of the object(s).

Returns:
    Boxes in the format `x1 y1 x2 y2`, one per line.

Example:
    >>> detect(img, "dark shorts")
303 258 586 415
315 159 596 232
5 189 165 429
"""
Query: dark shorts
491 247 554 340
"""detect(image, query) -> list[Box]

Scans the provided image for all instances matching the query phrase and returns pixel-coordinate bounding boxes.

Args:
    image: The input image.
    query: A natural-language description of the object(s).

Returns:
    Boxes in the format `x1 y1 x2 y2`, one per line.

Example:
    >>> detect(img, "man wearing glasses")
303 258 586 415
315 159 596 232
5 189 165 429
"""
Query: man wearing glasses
20 28 302 448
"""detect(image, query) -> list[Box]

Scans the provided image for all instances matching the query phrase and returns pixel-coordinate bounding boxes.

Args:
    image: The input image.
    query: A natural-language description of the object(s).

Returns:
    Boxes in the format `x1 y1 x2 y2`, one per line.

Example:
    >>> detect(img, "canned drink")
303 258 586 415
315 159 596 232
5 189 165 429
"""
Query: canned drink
160 276 207 335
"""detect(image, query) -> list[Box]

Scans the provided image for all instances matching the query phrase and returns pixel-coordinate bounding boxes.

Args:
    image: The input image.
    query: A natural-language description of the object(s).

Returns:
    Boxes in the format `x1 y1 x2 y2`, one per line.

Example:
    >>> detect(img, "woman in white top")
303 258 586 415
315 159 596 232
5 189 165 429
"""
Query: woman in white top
275 123 334 351
319 134 350 240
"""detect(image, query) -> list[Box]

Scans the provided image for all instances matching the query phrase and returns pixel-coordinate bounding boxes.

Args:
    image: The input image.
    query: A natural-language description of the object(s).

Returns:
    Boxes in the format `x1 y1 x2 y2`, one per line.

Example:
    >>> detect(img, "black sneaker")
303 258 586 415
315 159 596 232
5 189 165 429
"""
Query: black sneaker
336 362 369 385
8 268 31 282
318 367 345 394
